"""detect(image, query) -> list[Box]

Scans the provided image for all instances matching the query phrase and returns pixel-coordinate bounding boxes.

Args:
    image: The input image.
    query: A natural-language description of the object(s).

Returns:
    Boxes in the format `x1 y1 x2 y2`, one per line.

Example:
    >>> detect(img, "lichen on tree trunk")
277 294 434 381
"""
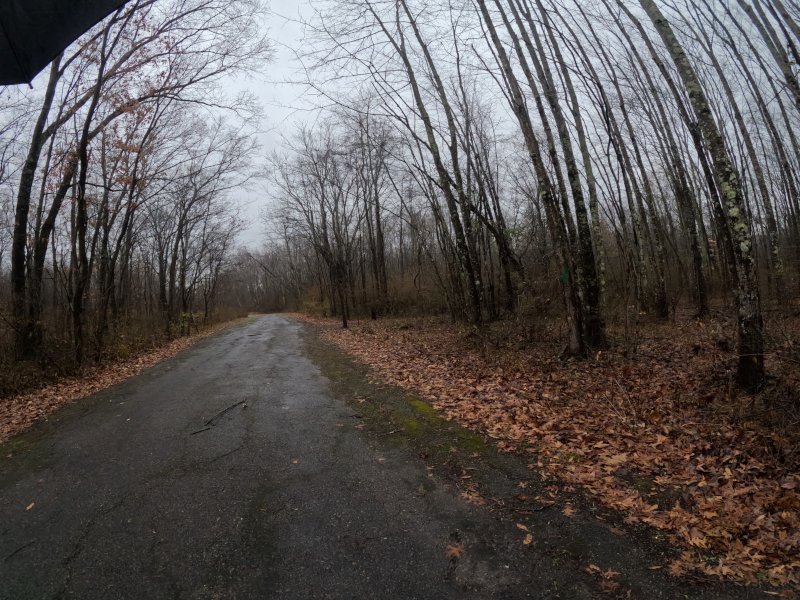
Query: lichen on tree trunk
638 0 764 389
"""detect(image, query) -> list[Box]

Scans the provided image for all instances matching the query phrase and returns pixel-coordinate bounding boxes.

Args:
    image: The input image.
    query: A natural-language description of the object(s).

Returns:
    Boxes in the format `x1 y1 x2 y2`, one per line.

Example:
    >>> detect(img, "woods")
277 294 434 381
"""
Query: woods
5 0 798 392
0 0 268 391
1 0 800 591
2 0 799 408
235 0 800 393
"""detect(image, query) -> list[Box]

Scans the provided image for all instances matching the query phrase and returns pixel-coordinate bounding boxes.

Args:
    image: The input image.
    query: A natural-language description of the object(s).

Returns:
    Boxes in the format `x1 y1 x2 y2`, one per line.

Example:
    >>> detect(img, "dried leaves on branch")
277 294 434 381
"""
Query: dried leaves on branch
312 315 800 587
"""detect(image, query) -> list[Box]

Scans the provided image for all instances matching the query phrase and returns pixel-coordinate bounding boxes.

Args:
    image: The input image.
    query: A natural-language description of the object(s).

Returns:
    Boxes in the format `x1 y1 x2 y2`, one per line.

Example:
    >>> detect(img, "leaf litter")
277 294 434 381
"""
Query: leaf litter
304 315 800 588
0 320 244 446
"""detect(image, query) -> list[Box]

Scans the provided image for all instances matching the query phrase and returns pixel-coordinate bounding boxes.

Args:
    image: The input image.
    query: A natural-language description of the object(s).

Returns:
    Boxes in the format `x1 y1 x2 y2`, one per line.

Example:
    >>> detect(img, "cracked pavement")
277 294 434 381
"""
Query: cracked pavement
0 316 760 599
1 316 550 599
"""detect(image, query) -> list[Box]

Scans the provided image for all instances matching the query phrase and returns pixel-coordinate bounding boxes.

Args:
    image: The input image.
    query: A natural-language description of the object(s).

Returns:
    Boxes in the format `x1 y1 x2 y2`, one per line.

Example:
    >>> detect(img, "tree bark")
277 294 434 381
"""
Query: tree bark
639 0 765 390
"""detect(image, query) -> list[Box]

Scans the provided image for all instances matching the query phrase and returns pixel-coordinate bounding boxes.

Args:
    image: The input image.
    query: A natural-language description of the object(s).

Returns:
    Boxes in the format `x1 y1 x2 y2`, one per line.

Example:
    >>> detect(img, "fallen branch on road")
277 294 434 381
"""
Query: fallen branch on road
204 399 248 427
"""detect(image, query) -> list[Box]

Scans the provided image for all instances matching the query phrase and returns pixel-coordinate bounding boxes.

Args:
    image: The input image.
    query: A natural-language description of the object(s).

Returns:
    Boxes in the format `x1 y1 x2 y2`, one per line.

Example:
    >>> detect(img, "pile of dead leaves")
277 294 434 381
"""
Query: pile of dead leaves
0 320 243 445
308 315 800 588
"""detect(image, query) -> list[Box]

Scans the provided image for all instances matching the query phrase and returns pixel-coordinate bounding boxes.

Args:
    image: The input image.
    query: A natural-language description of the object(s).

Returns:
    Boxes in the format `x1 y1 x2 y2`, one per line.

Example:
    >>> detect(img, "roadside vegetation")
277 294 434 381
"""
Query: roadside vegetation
0 0 269 397
2 0 800 591
303 319 786 598
247 3 800 584
303 314 799 587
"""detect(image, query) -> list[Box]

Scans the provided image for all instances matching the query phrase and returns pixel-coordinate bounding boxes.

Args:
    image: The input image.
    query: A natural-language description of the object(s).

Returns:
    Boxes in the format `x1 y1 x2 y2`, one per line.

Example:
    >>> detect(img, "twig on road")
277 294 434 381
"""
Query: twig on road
191 399 248 435
204 400 248 427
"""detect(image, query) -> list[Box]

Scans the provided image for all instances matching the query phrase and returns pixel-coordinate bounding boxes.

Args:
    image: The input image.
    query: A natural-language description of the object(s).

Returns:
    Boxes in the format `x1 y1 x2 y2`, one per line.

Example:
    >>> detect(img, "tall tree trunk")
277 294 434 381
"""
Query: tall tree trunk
639 0 765 390
477 0 586 354
691 7 784 297
521 0 607 347
10 57 62 359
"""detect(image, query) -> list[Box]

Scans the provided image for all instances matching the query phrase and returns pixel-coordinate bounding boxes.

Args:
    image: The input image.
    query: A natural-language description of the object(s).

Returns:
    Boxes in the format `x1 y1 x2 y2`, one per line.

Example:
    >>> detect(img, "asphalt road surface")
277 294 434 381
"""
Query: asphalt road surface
0 316 758 599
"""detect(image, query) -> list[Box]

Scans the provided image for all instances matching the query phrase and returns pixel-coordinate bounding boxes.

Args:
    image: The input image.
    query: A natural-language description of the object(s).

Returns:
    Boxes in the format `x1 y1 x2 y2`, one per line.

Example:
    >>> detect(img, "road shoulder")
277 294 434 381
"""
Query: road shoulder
301 321 763 600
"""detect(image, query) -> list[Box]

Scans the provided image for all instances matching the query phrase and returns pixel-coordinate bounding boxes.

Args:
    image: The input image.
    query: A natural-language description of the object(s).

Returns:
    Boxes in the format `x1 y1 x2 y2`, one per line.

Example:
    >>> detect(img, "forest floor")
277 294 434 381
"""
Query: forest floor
0 317 249 445
298 311 800 590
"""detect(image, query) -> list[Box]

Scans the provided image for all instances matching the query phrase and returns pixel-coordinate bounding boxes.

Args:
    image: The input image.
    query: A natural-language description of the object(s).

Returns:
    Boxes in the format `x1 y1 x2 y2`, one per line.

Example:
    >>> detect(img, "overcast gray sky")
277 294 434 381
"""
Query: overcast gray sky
15 1 317 250
232 0 316 248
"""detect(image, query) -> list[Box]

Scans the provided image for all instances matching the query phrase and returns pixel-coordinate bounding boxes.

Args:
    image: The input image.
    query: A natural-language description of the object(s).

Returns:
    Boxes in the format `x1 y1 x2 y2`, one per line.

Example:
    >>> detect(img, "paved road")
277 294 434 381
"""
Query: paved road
0 316 761 600
0 316 563 599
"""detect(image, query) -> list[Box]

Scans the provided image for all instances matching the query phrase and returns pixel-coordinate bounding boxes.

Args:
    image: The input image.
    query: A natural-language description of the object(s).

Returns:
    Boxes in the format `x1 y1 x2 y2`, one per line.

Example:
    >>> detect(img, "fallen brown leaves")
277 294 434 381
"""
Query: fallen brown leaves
309 315 800 587
585 563 622 593
445 543 465 559
0 320 242 446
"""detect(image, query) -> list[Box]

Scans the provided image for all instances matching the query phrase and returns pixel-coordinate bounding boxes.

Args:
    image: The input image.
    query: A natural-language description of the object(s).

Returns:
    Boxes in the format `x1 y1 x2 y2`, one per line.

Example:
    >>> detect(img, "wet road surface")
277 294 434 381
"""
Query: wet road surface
0 316 760 599
0 316 548 599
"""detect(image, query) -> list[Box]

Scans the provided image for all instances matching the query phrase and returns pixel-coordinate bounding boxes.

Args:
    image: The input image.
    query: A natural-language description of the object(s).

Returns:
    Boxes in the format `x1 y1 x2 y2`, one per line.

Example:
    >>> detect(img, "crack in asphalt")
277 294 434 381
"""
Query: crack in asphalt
53 515 96 600
0 316 763 600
